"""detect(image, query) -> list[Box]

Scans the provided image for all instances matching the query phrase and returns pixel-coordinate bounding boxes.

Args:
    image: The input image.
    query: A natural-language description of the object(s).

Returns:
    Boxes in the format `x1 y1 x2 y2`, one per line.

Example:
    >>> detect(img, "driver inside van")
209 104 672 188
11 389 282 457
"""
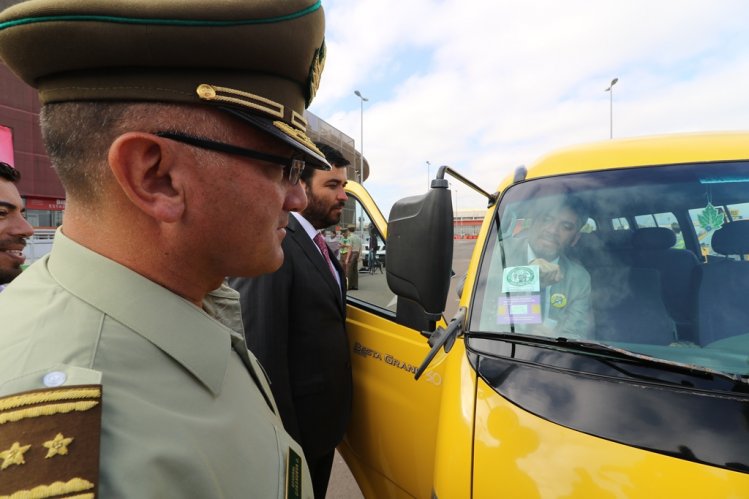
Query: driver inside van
483 196 593 338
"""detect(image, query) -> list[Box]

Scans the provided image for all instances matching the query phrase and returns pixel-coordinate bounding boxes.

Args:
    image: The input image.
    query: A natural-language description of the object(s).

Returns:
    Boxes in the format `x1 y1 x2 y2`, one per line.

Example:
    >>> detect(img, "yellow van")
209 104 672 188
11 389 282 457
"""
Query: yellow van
341 132 749 498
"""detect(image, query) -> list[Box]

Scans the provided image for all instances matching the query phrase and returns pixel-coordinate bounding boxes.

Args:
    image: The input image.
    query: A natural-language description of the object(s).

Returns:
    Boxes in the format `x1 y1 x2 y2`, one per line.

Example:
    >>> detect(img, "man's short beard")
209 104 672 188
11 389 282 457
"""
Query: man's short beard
0 266 22 285
302 186 344 229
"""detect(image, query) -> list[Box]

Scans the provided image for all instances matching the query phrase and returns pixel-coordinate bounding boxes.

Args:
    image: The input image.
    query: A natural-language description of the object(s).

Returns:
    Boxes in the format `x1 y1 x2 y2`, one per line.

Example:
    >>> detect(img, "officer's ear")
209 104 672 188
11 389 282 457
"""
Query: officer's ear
108 132 186 223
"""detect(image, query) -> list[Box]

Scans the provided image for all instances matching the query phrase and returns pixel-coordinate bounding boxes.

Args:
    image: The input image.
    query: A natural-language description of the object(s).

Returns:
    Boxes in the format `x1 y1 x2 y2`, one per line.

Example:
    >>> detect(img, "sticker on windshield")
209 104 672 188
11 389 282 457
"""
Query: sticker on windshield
502 265 540 293
496 295 542 324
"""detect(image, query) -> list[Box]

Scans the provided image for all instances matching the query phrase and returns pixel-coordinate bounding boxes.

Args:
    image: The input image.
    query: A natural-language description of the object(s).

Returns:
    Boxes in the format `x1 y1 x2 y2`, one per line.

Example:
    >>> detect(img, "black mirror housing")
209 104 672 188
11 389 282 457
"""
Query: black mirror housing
386 182 454 326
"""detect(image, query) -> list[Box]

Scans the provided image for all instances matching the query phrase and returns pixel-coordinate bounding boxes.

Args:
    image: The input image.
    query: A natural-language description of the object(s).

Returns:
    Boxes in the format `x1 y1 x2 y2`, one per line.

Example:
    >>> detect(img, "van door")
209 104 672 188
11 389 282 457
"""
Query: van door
340 182 447 499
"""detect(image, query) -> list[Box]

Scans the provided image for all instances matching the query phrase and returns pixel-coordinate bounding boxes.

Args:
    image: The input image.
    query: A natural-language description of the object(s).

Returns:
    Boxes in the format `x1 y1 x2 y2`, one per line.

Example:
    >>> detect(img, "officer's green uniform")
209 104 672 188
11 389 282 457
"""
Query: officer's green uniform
0 0 329 496
0 231 311 497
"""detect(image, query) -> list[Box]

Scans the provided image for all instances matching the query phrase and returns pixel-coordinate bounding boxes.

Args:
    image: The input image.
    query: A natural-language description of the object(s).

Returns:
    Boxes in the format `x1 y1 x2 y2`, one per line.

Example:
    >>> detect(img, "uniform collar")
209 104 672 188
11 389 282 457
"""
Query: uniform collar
47 229 232 396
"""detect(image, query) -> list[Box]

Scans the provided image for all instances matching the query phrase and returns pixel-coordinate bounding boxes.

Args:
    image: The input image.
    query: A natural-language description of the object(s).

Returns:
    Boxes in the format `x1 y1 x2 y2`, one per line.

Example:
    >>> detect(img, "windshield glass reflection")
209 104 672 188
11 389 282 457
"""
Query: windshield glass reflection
470 161 749 376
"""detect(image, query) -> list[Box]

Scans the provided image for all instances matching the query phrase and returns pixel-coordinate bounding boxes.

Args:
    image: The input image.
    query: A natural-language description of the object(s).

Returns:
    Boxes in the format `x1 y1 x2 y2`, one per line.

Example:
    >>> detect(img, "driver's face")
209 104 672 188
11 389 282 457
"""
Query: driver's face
528 206 580 260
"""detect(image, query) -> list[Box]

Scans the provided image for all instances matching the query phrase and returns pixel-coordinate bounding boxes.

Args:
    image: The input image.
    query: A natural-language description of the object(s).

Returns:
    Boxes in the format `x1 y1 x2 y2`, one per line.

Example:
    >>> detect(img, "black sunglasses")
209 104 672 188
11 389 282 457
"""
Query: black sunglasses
155 131 305 185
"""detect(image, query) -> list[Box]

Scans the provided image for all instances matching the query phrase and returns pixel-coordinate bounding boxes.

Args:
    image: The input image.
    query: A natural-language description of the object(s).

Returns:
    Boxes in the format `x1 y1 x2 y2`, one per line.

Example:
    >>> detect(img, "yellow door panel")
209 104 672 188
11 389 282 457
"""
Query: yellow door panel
343 304 447 498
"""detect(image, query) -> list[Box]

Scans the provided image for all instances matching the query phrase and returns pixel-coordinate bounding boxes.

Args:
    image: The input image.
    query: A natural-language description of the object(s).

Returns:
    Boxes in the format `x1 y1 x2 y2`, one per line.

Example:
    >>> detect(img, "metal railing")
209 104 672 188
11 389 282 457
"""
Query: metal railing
23 229 56 264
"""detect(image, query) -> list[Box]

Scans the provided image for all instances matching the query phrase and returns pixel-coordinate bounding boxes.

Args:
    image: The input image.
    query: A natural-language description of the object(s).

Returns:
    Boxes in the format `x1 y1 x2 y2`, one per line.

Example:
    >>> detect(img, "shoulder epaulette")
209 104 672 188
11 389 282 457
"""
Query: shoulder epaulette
0 385 102 498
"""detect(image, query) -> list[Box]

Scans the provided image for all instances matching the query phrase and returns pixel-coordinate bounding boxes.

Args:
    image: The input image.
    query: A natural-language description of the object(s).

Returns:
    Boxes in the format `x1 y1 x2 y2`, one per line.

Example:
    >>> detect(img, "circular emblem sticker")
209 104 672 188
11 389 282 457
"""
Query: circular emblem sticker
550 293 567 308
506 266 536 286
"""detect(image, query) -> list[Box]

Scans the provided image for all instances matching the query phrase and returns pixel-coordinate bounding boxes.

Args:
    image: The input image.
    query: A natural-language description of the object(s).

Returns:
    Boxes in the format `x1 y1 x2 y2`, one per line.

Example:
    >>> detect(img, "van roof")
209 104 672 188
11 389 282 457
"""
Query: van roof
524 131 749 180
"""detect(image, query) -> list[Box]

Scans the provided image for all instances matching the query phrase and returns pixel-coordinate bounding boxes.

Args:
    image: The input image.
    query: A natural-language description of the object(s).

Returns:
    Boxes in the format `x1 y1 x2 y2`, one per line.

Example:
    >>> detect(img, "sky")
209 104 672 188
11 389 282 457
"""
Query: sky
308 0 749 215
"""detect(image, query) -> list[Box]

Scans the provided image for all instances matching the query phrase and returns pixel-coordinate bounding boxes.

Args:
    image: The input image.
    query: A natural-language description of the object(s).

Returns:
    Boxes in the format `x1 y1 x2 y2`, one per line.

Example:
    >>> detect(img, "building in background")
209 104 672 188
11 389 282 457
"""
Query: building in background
454 209 486 239
0 63 64 231
305 112 369 185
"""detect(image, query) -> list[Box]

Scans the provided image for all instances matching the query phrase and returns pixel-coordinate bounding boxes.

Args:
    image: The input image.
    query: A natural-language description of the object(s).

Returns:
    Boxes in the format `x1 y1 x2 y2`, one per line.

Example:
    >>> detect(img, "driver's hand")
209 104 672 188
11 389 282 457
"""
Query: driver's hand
531 258 563 287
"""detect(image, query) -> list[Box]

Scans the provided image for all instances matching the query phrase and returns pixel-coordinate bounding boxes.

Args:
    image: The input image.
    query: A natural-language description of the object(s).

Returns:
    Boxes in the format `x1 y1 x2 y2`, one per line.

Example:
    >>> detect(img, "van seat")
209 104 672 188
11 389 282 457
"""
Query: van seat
631 227 699 339
572 231 675 344
571 230 634 268
694 221 749 345
588 266 676 344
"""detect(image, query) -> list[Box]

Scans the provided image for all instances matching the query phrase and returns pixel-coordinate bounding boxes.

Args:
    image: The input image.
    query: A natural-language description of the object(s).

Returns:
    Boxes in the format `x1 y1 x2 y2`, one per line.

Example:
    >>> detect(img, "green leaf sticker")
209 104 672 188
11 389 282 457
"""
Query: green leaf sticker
697 203 725 233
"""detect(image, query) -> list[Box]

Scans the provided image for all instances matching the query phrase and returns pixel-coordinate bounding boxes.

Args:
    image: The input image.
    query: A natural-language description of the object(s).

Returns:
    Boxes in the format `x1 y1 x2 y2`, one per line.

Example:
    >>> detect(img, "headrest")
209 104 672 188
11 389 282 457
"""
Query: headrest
573 230 632 250
711 221 749 256
570 230 633 267
598 230 633 250
632 227 676 250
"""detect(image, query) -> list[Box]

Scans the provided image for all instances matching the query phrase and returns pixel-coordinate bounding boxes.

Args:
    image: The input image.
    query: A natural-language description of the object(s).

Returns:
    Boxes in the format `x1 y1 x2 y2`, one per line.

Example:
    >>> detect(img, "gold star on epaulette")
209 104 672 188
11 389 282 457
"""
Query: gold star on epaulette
0 441 31 470
43 432 74 458
0 384 102 497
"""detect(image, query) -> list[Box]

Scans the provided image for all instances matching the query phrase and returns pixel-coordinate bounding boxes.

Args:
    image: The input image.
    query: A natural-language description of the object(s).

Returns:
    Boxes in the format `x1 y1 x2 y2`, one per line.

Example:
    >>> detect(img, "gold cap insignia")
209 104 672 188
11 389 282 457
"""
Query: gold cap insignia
306 40 327 106
273 120 324 156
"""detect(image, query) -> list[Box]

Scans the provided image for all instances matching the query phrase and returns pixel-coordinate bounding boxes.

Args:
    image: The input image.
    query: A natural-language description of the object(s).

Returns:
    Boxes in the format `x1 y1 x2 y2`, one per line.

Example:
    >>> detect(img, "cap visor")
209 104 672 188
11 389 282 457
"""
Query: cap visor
219 107 330 170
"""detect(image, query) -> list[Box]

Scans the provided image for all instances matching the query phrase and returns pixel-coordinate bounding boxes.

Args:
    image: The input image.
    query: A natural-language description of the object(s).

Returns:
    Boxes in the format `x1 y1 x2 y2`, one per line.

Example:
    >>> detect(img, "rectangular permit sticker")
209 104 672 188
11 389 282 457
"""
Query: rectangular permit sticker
496 295 542 324
286 447 302 499
502 265 540 293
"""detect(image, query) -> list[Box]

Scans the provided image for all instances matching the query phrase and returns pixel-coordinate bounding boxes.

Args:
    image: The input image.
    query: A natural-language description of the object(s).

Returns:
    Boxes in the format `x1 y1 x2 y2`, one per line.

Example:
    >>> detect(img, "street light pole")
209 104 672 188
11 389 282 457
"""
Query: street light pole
604 77 618 139
426 160 431 189
354 90 368 183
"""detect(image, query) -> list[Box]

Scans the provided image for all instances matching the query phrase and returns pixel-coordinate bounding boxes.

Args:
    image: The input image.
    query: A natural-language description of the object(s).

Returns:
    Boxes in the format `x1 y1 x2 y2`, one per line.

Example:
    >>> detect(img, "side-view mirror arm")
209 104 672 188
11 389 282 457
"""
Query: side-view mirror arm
414 307 466 380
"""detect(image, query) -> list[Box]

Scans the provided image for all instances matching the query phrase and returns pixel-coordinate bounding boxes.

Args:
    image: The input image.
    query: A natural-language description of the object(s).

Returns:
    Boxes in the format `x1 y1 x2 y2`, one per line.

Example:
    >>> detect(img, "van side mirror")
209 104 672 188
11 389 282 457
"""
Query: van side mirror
386 180 454 331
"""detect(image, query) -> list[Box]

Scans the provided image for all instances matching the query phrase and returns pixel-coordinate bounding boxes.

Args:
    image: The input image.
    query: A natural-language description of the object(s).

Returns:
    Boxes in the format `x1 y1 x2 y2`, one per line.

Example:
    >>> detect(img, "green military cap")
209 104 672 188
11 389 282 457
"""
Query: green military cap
0 0 330 169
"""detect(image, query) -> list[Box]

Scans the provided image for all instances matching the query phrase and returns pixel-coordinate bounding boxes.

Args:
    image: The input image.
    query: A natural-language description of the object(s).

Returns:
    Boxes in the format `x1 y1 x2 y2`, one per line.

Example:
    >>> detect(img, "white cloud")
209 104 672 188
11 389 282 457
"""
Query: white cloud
310 0 749 215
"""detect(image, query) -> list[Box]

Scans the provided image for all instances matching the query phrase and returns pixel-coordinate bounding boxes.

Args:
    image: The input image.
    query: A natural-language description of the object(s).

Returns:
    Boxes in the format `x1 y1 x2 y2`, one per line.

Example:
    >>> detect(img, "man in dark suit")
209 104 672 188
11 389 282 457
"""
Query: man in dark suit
229 143 352 498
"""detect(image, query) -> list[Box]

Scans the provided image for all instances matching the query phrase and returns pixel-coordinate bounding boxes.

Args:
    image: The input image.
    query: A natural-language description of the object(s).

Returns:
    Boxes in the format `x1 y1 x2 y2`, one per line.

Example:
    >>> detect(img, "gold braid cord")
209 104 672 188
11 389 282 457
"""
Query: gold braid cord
0 385 102 498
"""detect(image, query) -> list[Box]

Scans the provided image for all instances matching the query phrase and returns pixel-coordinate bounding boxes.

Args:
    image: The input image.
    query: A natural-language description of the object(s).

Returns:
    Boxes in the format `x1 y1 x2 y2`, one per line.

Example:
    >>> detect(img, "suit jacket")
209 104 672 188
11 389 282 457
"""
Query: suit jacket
229 215 352 460
481 236 593 337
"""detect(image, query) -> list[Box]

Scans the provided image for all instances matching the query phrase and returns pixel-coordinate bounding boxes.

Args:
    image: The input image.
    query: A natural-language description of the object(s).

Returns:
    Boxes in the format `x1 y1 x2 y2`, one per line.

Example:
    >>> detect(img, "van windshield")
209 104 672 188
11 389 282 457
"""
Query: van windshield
469 161 749 376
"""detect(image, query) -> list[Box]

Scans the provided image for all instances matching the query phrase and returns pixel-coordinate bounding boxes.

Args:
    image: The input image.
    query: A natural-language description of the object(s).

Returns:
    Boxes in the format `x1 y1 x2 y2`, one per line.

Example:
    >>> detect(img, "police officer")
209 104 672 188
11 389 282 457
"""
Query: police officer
0 1 328 497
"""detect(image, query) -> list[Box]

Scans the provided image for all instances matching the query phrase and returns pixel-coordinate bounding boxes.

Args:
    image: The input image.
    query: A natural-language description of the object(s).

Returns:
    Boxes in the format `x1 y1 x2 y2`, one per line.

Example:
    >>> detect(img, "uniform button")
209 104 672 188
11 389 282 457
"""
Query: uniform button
43 371 67 387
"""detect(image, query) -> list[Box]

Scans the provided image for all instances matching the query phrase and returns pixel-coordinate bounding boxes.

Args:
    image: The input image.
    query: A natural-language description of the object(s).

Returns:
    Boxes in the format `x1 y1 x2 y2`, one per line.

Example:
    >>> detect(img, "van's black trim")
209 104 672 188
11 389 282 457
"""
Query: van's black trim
467 338 749 474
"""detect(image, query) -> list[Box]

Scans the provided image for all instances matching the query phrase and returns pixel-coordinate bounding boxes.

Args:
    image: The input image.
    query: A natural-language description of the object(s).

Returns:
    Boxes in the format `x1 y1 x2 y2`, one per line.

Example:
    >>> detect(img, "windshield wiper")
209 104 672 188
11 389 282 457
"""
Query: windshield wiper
466 332 749 385
414 307 466 380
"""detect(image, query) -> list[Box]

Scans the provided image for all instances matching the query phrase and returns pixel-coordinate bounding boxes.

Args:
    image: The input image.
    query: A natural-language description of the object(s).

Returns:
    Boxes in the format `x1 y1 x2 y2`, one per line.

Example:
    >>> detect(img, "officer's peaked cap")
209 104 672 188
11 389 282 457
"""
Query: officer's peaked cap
0 0 330 169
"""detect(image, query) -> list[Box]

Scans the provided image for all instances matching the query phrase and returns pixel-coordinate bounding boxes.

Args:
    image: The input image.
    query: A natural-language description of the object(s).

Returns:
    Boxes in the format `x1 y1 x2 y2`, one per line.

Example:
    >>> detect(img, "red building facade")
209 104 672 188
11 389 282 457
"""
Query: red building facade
0 63 64 228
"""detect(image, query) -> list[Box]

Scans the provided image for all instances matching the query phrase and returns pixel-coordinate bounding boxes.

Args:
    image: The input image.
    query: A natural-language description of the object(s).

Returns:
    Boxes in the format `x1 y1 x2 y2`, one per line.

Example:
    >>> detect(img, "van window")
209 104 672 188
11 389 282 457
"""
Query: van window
470 161 749 376
334 195 393 313
634 212 683 248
